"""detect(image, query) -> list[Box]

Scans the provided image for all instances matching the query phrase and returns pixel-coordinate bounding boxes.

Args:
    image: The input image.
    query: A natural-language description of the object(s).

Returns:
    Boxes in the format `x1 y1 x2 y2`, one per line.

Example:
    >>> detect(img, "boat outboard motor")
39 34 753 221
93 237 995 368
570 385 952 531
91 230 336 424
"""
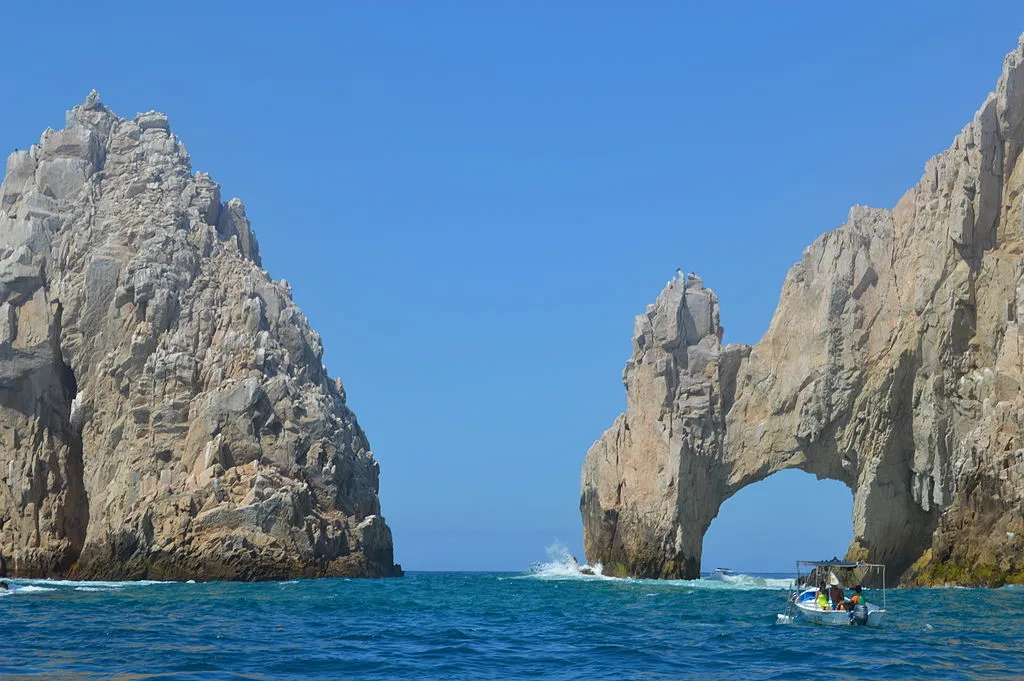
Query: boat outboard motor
849 603 869 626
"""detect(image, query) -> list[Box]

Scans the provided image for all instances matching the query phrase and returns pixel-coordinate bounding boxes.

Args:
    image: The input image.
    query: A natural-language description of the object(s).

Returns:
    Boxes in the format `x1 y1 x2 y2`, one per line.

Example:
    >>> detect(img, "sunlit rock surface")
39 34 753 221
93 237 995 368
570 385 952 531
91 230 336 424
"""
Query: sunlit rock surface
582 36 1024 586
0 93 400 579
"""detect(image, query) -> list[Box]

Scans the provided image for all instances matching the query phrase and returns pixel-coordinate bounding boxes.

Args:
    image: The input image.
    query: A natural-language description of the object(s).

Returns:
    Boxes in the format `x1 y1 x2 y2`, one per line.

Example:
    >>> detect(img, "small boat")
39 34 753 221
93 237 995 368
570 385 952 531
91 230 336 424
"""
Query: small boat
782 560 887 627
792 587 886 626
706 567 736 581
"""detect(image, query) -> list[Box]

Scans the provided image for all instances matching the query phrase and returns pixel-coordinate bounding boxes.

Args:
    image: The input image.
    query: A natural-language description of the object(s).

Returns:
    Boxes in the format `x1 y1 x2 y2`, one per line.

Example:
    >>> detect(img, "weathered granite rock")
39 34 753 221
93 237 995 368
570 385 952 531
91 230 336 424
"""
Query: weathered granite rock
581 276 747 578
0 92 400 580
583 36 1024 586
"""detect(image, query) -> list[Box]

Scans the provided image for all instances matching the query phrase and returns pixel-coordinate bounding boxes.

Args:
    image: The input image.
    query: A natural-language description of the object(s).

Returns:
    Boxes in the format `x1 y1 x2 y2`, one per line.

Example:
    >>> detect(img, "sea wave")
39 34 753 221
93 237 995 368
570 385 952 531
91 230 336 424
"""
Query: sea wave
520 542 611 580
6 578 175 591
691 573 795 590
0 571 1019 679
5 585 58 595
519 544 792 589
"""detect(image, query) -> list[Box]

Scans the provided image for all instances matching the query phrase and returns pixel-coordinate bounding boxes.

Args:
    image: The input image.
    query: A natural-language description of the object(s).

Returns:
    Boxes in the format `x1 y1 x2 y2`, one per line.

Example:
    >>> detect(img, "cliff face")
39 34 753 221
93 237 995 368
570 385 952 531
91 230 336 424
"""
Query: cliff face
582 37 1024 586
0 93 400 580
580 277 747 579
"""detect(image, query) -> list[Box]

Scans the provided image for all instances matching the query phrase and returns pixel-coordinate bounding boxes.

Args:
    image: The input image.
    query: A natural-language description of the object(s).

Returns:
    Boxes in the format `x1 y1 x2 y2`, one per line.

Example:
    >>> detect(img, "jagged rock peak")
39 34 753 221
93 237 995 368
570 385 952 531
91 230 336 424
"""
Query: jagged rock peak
582 34 1024 586
582 274 748 579
0 95 400 580
82 89 103 111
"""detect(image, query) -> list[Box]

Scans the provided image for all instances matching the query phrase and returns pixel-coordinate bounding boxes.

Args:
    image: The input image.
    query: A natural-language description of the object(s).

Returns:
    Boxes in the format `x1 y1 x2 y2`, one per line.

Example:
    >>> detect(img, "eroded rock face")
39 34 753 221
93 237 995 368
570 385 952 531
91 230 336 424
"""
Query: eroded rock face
581 276 747 578
0 93 400 579
582 36 1024 586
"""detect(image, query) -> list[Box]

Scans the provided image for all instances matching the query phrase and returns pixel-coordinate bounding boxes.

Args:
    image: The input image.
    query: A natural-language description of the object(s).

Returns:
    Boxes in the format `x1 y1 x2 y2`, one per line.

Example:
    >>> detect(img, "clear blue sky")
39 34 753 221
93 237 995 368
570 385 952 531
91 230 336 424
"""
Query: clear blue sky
2 1 1021 573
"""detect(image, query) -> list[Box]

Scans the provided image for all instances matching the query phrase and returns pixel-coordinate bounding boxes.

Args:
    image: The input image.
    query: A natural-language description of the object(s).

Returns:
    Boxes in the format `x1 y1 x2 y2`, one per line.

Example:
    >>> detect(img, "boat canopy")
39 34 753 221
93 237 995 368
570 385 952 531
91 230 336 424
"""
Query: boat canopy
786 559 888 619
796 559 884 569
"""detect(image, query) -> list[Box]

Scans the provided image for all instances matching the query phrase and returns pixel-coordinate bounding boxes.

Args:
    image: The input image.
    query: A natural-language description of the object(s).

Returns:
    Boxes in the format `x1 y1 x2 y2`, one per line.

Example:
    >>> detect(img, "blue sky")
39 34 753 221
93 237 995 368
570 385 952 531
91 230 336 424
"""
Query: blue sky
2 2 1022 573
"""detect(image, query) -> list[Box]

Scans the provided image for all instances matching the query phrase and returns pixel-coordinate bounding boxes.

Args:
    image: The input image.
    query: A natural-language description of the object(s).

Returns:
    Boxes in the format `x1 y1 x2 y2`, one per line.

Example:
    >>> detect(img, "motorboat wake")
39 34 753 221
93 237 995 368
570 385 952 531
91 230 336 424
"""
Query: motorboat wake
705 567 736 581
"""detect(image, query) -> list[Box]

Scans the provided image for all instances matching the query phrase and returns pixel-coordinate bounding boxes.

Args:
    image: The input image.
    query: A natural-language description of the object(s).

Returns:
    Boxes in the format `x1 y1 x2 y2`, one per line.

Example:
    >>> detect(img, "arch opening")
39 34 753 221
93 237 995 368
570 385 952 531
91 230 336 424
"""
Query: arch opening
700 469 853 575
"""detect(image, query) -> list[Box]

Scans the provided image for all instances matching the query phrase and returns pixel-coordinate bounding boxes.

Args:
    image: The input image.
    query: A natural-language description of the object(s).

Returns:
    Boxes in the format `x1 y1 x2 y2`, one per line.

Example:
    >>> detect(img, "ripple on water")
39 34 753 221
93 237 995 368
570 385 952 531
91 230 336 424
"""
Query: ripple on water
1 574 1022 679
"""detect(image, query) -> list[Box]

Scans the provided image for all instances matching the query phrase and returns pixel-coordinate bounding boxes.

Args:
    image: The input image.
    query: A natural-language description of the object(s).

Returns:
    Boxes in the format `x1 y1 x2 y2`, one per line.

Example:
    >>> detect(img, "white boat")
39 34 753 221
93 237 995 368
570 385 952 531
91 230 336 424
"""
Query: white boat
706 567 736 581
782 560 888 627
792 587 886 626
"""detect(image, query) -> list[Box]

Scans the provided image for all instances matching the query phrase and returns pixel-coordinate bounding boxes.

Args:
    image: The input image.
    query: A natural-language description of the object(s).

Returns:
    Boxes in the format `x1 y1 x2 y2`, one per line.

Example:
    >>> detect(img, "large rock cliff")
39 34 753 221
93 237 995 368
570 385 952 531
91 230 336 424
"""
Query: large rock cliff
582 37 1024 586
0 93 400 580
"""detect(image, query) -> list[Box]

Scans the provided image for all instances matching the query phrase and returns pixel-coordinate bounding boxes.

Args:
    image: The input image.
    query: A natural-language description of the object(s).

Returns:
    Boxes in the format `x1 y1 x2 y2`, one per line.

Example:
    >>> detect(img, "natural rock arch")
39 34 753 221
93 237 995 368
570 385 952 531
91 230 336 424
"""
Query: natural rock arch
582 37 1024 585
581 255 950 583
700 469 853 573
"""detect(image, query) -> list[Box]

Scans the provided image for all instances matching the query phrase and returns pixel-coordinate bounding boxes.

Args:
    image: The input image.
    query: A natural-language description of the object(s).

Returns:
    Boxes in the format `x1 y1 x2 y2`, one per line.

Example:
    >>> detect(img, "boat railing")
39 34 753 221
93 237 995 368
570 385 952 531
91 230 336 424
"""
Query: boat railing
788 560 887 614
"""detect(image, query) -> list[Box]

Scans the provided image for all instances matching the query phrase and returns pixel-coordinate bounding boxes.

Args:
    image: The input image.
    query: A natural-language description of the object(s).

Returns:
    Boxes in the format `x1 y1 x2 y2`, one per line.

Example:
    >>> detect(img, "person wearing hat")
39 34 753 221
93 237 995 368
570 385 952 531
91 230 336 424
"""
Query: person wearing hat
828 578 845 609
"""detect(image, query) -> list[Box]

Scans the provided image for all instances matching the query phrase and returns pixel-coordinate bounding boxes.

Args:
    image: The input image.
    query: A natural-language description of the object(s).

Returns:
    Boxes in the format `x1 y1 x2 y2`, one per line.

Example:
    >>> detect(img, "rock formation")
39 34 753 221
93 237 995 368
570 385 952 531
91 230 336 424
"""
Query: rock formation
0 92 401 580
582 36 1024 586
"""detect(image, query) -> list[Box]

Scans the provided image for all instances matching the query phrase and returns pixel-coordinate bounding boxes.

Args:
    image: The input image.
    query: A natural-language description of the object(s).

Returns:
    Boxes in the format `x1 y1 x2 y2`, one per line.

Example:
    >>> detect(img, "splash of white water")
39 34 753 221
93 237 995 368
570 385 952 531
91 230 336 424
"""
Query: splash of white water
693 573 795 590
524 542 606 579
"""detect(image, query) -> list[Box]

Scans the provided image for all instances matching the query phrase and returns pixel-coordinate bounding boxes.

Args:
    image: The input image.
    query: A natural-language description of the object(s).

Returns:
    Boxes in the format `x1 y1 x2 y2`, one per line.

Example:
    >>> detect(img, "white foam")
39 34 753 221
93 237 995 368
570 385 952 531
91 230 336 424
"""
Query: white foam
599 573 794 591
520 542 611 581
690 573 795 590
11 585 57 593
519 544 794 589
10 578 174 590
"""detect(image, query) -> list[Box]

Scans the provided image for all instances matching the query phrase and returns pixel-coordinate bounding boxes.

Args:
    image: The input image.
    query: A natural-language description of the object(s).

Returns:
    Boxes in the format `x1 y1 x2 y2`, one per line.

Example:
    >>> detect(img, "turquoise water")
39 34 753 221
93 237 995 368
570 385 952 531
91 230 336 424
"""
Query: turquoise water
2 566 1022 679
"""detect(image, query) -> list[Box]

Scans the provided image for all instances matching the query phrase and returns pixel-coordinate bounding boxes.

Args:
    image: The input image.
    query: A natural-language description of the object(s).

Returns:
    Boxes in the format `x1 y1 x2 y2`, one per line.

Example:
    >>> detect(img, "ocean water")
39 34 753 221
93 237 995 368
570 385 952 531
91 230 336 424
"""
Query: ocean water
2 553 1022 680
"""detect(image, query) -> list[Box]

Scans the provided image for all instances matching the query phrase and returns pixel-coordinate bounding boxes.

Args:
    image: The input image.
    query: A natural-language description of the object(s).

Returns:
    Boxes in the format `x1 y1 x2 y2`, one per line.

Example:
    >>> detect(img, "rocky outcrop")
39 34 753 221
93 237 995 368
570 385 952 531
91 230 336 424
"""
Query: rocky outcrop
582 36 1024 586
0 92 400 580
581 276 747 579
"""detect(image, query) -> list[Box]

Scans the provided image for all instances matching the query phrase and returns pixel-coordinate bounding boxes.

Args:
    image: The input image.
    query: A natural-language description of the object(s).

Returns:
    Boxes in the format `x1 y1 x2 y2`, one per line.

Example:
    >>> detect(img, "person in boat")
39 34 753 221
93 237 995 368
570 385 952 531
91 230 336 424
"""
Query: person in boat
0 581 8 591
837 585 864 611
828 581 845 609
815 581 830 609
